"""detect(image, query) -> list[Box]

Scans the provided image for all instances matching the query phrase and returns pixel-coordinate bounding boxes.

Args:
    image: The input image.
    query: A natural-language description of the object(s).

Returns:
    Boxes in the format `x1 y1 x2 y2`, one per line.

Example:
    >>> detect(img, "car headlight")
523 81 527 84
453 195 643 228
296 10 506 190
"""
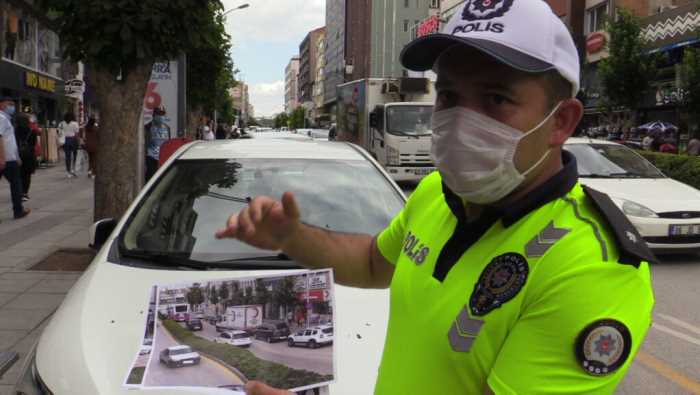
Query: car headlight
621 200 658 218
386 145 400 166
14 344 54 395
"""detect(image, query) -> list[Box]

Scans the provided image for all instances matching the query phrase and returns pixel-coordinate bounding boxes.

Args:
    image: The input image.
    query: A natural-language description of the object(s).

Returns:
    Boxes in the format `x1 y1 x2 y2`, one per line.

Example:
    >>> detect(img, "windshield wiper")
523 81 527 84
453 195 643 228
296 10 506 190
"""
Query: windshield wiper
581 172 645 179
214 253 301 269
121 249 292 271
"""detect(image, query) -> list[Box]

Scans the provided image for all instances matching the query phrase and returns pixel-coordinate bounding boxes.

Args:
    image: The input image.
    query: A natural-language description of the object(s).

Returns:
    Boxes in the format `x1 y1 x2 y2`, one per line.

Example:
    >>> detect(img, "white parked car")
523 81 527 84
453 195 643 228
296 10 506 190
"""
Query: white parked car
565 137 700 254
14 139 404 395
288 325 334 349
159 345 201 368
214 330 252 348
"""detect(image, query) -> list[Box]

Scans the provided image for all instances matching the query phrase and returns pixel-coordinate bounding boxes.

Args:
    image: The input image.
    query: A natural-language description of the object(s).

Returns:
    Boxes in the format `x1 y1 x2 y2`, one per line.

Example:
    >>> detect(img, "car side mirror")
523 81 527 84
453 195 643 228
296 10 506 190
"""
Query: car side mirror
369 112 379 129
89 218 117 250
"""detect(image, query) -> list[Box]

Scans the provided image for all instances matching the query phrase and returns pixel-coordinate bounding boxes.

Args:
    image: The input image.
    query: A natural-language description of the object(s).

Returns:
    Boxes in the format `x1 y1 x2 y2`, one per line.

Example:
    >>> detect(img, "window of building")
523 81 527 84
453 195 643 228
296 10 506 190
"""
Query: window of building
404 19 409 32
430 0 440 9
586 2 609 34
405 0 410 7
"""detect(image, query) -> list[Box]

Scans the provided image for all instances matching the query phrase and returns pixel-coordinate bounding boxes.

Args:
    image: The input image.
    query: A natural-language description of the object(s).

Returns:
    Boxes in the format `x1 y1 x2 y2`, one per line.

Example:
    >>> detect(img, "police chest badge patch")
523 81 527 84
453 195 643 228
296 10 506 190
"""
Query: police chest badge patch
575 319 632 376
469 253 529 316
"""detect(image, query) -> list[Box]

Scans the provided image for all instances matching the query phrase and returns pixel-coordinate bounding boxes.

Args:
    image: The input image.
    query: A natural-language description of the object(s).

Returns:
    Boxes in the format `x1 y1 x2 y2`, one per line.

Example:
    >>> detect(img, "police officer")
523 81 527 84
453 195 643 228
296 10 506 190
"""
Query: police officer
217 1 655 394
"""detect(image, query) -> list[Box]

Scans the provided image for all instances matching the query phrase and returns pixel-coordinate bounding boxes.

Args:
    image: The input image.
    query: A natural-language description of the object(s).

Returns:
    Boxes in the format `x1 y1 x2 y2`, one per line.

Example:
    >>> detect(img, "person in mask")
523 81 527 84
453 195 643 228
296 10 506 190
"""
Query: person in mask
0 96 30 220
218 2 655 394
144 105 171 181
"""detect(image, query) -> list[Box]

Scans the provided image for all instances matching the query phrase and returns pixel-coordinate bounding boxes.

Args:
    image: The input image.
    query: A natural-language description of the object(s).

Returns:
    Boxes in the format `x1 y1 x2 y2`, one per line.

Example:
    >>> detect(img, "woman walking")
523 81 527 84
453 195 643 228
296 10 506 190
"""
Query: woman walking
83 116 98 178
62 112 80 177
15 113 37 201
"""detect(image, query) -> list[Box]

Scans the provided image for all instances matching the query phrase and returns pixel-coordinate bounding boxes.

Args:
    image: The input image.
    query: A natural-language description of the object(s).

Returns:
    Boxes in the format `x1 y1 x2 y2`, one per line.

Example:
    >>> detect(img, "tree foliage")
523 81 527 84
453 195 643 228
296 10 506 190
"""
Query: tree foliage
272 277 300 312
682 48 700 131
274 113 289 129
598 8 660 118
41 0 223 77
186 283 205 309
186 4 238 128
288 107 306 129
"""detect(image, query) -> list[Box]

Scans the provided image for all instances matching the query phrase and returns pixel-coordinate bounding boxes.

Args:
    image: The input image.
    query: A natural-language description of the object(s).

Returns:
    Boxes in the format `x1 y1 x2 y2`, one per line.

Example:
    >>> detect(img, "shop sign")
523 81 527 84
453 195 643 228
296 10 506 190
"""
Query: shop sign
296 289 326 301
64 79 85 98
24 72 56 93
293 273 329 291
586 32 607 54
417 15 440 38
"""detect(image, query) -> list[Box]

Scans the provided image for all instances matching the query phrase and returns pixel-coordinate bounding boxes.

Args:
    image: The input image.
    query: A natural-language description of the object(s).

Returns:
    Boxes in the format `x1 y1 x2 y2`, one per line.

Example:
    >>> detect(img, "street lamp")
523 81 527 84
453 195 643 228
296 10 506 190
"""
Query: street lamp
222 3 250 17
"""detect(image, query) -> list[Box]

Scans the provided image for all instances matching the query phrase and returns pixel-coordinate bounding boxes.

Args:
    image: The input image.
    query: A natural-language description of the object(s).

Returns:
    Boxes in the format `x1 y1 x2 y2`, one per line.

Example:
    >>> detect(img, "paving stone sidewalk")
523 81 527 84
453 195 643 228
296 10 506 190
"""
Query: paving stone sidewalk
0 163 94 394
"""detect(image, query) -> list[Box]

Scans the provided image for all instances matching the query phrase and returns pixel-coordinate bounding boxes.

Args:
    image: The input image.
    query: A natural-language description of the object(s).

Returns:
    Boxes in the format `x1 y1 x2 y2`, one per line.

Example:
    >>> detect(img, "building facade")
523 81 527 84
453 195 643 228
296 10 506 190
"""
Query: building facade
0 0 67 125
284 56 300 114
323 0 346 113
313 30 327 124
298 27 326 106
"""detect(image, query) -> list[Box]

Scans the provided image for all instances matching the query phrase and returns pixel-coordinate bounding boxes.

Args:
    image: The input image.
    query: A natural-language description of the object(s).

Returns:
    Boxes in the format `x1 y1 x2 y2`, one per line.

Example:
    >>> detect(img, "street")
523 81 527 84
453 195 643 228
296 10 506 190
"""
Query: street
191 321 333 376
142 321 245 388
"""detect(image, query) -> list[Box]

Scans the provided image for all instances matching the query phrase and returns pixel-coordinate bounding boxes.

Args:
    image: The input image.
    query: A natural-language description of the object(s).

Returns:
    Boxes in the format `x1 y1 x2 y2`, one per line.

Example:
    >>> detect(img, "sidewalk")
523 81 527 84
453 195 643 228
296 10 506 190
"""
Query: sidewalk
0 163 94 395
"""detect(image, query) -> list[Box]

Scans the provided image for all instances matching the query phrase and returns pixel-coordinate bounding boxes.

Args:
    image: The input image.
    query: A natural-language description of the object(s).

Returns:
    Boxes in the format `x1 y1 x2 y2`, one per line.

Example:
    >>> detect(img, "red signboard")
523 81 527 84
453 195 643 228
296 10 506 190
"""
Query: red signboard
297 290 325 302
586 32 607 54
417 15 440 38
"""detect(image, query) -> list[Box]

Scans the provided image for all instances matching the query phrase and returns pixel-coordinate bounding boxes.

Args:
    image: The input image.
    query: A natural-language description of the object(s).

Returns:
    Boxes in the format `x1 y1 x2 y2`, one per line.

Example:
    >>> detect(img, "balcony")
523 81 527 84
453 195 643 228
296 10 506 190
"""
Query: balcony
641 3 700 52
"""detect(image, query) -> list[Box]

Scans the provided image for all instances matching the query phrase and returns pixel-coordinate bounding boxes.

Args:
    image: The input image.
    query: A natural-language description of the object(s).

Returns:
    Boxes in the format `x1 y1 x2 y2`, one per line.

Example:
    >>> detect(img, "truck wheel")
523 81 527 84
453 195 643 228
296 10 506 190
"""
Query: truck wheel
288 339 294 347
309 340 317 349
266 336 272 343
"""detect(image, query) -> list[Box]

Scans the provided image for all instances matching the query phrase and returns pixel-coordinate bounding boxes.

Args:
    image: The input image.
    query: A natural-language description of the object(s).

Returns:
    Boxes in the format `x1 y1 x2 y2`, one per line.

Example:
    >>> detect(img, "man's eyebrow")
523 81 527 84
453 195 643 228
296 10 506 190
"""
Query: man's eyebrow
476 81 517 94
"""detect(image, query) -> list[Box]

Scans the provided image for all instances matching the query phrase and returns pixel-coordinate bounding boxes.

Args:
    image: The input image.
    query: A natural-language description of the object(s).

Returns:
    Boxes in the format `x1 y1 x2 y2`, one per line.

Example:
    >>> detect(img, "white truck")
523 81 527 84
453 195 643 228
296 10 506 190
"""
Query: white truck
336 78 436 182
215 305 263 332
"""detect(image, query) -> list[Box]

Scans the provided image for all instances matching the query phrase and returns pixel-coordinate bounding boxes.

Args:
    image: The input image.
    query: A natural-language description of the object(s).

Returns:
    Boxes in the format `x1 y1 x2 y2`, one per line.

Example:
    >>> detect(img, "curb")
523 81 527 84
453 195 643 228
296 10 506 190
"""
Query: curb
198 351 249 383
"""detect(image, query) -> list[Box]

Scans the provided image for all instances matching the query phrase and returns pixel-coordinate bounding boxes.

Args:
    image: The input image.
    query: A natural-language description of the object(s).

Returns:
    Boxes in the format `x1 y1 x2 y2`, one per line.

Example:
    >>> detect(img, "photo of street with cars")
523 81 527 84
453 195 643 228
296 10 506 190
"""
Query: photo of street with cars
123 270 335 393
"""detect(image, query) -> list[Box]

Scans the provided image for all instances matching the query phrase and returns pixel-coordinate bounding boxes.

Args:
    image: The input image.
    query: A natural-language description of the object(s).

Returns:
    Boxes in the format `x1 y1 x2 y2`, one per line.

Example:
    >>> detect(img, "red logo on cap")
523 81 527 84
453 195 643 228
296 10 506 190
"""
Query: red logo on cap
462 0 514 21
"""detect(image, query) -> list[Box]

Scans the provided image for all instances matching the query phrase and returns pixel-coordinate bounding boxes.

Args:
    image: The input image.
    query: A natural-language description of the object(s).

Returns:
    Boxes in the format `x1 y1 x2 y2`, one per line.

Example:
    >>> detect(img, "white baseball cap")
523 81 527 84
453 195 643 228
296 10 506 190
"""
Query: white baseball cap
401 0 580 97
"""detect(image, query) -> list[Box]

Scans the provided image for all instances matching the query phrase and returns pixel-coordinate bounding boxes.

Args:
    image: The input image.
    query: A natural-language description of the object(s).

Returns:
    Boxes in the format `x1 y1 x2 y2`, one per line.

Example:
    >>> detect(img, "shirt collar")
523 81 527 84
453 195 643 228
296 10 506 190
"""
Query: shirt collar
442 150 579 227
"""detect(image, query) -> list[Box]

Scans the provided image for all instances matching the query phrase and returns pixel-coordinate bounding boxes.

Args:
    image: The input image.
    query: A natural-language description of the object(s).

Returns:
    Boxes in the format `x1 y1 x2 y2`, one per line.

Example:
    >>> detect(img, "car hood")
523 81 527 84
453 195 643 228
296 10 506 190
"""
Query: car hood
35 249 389 395
578 178 700 212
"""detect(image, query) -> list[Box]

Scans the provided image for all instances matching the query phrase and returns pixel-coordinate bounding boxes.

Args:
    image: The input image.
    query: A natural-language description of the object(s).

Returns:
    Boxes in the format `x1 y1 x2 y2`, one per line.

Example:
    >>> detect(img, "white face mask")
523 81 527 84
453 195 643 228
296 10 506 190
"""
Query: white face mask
430 103 561 204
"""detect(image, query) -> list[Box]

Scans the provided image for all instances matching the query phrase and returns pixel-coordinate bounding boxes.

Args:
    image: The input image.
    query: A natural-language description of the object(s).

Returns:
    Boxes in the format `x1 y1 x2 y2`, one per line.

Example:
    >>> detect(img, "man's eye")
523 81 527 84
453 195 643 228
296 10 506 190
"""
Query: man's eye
486 93 513 106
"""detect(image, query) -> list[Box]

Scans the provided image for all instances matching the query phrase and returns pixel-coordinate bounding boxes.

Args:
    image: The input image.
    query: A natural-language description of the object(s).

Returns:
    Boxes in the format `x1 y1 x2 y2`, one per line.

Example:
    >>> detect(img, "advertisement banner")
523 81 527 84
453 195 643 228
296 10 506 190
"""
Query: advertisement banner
143 61 178 137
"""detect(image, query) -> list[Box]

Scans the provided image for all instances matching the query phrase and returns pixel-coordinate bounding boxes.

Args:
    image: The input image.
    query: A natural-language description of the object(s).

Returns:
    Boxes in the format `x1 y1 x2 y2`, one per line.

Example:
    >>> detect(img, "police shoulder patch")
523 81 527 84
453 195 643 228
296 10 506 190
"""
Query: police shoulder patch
469 253 528 316
575 319 632 376
583 186 658 267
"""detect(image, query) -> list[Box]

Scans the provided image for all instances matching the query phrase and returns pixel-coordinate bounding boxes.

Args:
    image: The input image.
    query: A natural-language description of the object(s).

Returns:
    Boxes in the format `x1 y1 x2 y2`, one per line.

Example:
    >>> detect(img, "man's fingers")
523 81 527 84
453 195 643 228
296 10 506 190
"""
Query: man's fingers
215 214 239 239
281 192 300 220
249 196 270 224
245 380 294 395
238 208 256 238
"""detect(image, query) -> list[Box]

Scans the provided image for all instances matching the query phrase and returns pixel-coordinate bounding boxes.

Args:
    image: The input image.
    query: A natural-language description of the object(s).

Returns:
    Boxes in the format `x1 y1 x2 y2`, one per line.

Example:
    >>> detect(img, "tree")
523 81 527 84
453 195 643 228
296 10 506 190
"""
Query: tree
682 46 700 136
598 8 660 124
274 113 289 129
39 0 225 220
209 285 219 306
254 279 271 319
218 282 230 306
272 277 300 317
289 107 306 129
186 283 205 310
186 6 239 136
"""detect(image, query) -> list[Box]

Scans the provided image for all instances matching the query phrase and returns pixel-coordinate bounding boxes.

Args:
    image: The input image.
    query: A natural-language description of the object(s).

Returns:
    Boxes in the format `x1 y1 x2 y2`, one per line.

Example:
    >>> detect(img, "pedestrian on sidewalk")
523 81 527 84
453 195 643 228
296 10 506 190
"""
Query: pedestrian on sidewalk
144 105 171 182
222 2 655 394
62 112 80 177
15 111 37 201
83 116 98 178
0 96 30 219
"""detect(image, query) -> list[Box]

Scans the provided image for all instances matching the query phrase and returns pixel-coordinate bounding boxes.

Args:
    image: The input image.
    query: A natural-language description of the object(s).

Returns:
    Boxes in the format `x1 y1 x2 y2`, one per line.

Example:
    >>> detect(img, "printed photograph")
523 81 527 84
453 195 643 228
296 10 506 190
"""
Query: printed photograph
124 270 335 393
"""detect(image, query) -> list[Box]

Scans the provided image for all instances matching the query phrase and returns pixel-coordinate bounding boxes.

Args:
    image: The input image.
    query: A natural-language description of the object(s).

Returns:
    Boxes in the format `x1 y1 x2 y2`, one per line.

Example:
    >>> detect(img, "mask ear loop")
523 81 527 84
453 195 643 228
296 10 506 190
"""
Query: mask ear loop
519 101 564 177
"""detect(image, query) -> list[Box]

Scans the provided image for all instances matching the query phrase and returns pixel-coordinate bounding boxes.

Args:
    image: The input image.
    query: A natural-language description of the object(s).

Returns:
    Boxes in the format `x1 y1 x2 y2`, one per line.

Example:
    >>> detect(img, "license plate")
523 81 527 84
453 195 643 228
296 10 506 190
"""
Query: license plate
669 224 700 236
182 360 194 365
414 168 434 176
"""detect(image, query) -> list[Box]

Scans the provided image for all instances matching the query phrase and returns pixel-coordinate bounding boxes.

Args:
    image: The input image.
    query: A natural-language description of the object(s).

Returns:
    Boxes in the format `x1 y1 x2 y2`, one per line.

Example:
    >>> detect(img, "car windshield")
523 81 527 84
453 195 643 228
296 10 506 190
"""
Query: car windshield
386 105 432 136
171 347 192 355
322 327 333 334
275 323 288 329
564 143 665 179
119 158 403 263
189 319 201 324
233 333 249 339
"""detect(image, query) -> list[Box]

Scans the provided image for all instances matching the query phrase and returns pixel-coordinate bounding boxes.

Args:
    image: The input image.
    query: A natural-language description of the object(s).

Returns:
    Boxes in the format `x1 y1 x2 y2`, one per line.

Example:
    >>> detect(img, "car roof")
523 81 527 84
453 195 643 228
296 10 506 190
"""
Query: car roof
179 139 365 161
565 137 619 146
227 330 248 335
169 345 190 351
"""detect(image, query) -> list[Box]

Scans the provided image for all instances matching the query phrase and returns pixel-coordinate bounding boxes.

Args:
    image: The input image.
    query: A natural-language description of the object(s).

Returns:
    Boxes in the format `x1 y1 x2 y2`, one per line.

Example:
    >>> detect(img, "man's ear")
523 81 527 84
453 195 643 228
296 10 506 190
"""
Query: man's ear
549 98 583 146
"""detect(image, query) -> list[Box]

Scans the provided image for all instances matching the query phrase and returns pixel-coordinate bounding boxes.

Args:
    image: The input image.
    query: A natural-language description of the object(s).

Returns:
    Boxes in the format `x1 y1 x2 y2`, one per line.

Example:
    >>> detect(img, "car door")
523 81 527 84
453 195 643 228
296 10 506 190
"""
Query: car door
220 332 231 344
303 329 313 343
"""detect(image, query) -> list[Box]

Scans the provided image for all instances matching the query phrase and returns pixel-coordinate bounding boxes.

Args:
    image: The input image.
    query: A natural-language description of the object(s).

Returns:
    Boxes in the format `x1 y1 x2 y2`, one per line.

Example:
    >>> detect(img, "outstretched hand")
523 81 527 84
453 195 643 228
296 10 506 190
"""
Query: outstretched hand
216 192 302 251
245 380 295 395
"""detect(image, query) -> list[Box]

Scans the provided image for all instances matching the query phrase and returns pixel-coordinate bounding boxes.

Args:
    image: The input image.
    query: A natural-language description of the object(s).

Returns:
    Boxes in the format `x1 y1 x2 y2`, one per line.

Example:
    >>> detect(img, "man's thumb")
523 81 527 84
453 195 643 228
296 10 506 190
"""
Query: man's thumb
281 191 300 220
245 380 294 395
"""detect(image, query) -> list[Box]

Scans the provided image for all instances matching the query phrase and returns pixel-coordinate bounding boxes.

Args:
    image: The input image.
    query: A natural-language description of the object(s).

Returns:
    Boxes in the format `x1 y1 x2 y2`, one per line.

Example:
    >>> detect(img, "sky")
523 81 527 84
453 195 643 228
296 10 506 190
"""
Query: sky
221 0 326 117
